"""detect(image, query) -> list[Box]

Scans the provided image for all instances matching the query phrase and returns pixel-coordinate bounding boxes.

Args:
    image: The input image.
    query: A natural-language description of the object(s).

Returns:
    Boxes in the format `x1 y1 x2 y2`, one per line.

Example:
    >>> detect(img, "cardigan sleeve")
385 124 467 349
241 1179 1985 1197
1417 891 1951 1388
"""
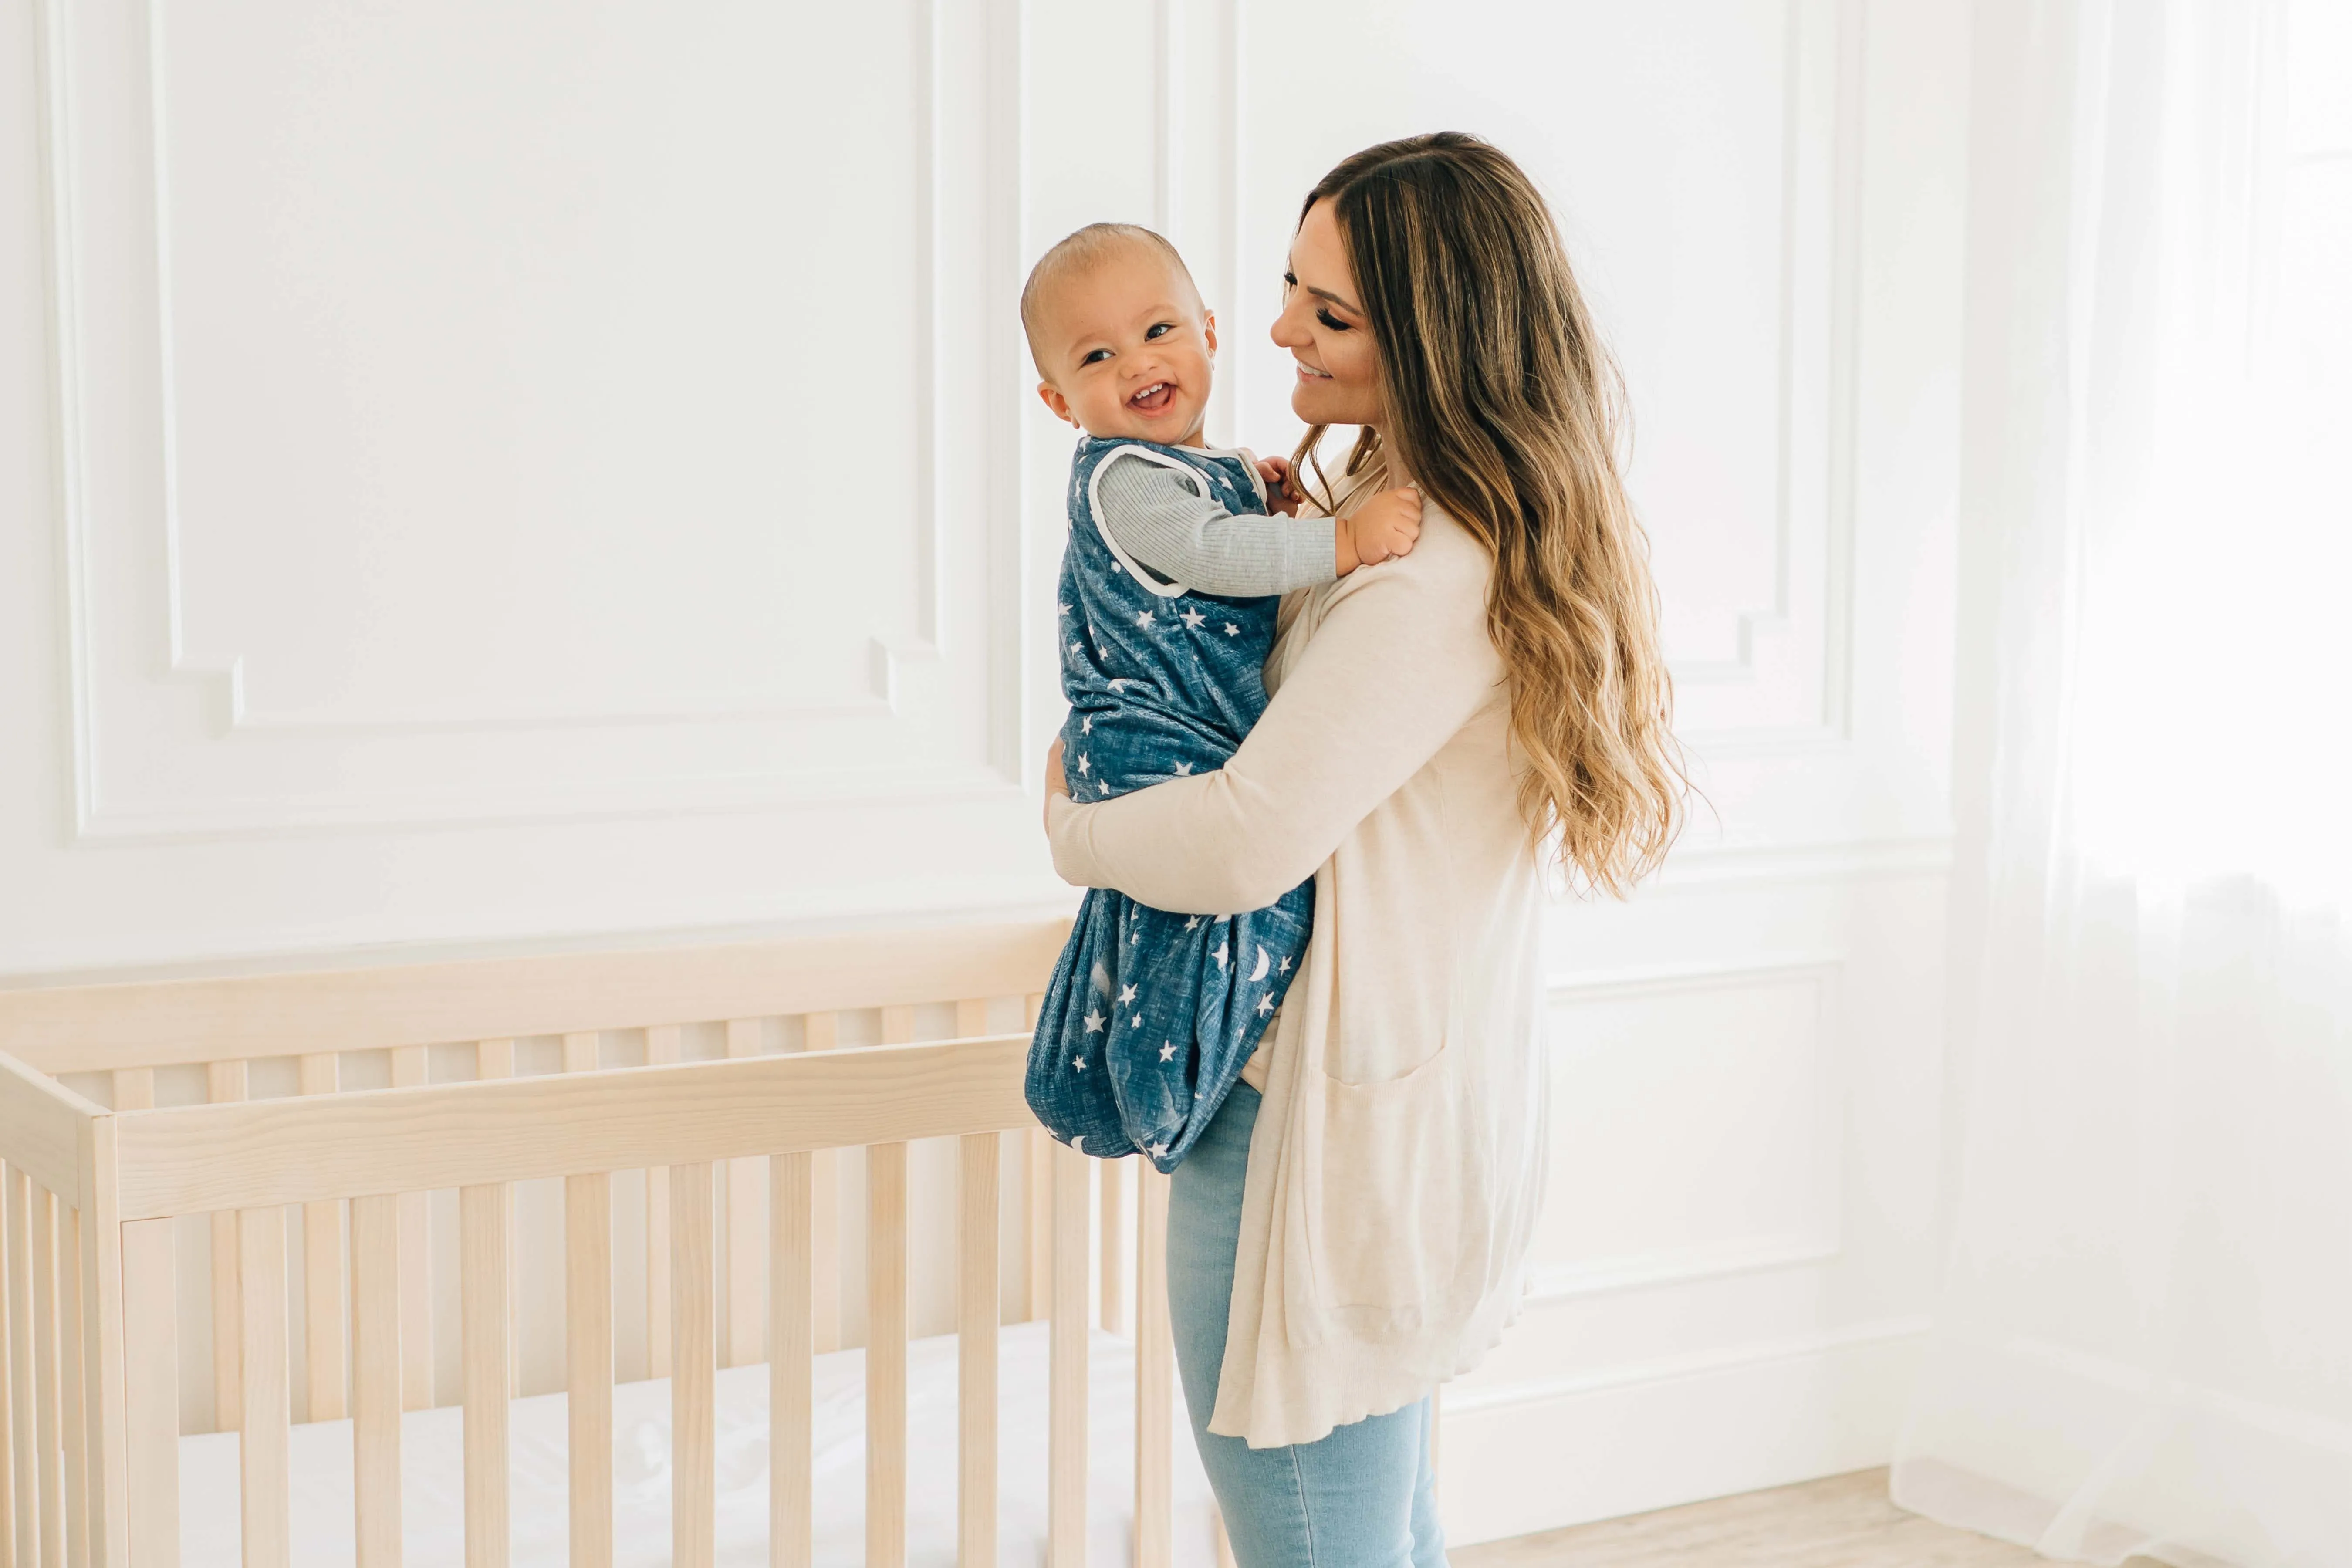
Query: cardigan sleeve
1044 512 1503 914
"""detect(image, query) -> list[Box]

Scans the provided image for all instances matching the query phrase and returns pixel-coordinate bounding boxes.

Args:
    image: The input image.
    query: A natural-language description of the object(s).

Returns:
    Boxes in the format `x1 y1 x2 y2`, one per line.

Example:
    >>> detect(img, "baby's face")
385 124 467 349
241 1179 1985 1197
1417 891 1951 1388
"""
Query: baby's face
1033 251 1217 445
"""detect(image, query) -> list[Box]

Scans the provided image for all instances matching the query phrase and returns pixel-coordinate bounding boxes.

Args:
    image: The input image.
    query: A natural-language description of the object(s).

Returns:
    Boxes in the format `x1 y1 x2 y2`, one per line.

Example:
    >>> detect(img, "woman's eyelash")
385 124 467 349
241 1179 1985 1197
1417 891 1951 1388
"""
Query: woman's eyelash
1316 308 1349 331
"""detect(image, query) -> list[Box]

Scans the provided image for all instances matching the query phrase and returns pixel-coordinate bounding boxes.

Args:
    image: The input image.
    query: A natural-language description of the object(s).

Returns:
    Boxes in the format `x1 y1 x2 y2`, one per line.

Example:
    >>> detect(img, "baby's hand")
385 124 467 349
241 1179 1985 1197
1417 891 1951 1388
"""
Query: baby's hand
1256 455 1301 517
1336 485 1423 574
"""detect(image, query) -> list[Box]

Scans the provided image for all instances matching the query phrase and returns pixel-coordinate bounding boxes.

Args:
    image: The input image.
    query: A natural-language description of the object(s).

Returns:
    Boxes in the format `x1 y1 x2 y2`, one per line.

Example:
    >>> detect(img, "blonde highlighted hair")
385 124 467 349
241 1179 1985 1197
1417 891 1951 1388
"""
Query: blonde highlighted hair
1295 133 1685 894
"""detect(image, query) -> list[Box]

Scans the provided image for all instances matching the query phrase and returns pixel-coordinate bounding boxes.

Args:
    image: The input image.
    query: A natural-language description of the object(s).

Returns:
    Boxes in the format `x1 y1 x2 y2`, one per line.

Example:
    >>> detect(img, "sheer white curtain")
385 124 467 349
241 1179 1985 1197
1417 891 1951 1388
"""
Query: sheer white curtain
1892 1 2352 1564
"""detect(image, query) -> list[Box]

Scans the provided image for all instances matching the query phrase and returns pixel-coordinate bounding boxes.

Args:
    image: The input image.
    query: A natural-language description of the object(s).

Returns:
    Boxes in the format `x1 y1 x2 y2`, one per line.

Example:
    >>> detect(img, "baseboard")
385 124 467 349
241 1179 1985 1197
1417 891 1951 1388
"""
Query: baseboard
1437 1316 1930 1545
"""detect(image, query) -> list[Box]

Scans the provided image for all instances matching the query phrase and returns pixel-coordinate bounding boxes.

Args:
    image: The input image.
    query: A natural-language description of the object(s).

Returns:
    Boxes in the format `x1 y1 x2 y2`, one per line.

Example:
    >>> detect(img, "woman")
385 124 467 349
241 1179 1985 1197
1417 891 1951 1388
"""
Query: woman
1044 133 1683 1566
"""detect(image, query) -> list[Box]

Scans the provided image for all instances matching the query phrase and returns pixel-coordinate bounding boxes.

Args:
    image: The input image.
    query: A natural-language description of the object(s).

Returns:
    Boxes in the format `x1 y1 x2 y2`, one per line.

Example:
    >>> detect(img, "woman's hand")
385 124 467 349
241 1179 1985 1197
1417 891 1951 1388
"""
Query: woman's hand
1043 736 1068 833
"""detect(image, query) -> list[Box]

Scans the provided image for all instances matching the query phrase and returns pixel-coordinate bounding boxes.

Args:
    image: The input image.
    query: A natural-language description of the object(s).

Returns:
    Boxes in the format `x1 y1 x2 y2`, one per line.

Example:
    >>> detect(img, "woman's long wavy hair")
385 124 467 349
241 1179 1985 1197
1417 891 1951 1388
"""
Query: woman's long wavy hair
1294 132 1685 894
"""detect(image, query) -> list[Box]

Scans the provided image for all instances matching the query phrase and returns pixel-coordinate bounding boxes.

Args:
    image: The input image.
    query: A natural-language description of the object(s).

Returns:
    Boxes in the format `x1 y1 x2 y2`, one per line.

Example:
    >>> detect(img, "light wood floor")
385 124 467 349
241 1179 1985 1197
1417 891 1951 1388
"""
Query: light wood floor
1456 1468 2166 1568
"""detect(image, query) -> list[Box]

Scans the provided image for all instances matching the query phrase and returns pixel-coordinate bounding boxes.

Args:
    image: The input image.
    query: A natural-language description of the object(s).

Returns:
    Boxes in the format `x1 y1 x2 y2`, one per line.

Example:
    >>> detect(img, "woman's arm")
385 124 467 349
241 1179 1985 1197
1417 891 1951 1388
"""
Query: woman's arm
1044 510 1502 913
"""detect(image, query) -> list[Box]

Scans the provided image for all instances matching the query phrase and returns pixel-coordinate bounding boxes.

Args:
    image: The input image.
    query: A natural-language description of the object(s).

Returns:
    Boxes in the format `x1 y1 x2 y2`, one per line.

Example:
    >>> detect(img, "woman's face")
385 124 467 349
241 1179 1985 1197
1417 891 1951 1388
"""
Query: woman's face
1272 199 1383 430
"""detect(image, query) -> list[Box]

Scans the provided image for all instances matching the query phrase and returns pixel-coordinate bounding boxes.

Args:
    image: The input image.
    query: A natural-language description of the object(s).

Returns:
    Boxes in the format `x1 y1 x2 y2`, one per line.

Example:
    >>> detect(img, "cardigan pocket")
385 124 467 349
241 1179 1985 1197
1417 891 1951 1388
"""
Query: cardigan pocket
1304 1041 1475 1323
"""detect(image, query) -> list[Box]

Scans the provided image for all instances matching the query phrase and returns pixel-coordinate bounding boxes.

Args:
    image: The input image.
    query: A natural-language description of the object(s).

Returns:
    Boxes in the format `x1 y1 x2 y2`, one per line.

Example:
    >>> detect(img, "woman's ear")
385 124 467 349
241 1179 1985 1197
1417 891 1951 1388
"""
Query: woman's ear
1037 381 1076 426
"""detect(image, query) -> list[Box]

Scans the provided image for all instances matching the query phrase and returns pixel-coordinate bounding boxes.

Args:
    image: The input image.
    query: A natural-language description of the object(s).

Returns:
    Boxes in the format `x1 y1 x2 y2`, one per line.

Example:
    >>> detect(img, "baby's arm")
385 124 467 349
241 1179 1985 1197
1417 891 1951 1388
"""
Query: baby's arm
1093 454 1338 596
1096 454 1424 595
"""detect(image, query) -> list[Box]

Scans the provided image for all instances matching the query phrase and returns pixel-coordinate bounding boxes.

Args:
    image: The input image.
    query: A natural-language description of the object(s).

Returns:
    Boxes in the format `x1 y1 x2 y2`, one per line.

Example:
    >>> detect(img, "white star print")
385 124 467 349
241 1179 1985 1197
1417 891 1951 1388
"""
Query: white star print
1083 1010 1104 1033
1135 609 1155 628
1069 640 1083 655
1073 1056 1088 1070
1212 942 1228 970
1180 608 1206 630
1257 993 1274 1016
1149 1142 1170 1159
1159 1043 1177 1062
1119 983 1137 1004
1279 955 1292 973
1224 622 1240 636
1184 915 1200 931
1081 715 1092 733
1130 1014 1142 1028
1059 602 1073 616
1173 761 1193 775
1076 753 1091 775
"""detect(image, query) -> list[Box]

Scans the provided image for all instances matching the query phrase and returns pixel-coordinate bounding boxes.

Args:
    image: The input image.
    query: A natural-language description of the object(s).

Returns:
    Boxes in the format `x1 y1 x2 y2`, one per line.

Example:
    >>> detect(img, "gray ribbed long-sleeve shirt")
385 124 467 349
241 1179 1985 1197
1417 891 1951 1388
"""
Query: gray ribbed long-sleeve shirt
1094 448 1338 596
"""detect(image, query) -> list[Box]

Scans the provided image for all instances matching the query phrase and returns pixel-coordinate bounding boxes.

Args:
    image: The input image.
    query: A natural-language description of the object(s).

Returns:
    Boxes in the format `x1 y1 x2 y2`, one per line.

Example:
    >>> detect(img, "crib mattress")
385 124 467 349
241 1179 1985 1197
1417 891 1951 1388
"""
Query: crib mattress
178 1322 1218 1566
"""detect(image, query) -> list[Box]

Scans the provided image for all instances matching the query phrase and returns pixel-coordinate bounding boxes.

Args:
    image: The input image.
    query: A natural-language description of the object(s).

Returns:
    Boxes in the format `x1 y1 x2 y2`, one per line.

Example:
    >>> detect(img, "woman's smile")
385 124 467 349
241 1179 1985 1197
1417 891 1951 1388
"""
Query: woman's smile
1294 360 1335 381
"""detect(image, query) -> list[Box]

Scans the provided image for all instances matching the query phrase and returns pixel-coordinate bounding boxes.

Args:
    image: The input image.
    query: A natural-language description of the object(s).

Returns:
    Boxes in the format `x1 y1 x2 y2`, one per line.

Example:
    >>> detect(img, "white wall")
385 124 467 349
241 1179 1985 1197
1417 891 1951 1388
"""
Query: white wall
0 0 1965 1543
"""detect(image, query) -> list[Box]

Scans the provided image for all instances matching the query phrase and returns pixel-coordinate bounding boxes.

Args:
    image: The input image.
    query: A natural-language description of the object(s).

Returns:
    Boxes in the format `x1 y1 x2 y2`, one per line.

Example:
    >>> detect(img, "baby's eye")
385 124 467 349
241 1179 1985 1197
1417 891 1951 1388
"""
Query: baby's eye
1145 322 1174 340
1081 348 1112 365
1316 308 1350 332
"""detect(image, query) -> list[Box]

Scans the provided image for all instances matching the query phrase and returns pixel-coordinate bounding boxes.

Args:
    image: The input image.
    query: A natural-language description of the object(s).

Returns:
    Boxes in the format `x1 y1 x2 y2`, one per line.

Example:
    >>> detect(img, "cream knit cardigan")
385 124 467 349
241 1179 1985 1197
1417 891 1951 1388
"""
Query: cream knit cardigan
1045 492 1549 1449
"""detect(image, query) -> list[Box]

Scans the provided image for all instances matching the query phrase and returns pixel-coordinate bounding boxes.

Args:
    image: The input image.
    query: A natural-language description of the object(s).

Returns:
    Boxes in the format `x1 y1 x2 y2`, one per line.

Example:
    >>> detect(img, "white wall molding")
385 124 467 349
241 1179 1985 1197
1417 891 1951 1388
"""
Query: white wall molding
1448 1312 1930 1418
39 0 1028 838
1530 954 1848 1330
1662 0 1866 757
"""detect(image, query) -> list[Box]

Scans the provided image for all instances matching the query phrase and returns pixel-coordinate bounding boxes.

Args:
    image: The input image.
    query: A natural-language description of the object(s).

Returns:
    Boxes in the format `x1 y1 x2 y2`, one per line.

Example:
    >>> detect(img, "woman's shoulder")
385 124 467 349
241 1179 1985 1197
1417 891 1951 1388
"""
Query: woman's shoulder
1338 497 1491 612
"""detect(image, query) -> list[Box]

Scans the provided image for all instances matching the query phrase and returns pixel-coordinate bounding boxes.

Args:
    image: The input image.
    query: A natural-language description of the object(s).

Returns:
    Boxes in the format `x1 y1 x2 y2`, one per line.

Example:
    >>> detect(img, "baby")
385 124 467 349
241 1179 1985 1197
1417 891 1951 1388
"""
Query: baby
1020 223 1422 1171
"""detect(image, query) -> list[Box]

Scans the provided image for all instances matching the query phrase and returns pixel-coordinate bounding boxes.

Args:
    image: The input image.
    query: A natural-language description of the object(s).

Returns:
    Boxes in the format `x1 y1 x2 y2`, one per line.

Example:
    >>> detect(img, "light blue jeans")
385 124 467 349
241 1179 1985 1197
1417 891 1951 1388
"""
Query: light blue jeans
1167 1083 1448 1567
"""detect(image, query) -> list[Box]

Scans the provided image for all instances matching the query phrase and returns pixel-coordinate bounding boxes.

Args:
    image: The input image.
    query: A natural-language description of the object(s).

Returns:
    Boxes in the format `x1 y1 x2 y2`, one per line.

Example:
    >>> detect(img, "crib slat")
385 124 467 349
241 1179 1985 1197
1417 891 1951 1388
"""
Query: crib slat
722 1020 763 1371
121 1220 178 1567
643 1027 680 1381
561 1032 597 1075
1026 1134 1051 1325
388 1046 434 1413
108 1070 153 1112
206 1061 246 1434
2 1168 14 1566
473 1045 518 1402
866 1142 908 1568
670 1164 715 1568
298 1053 346 1423
564 1173 612 1568
1213 1509 1237 1568
1048 1143 1089 1568
1024 995 1050 1325
1100 1157 1127 1333
33 1186 61 1568
1135 1164 1173 1568
238 1206 291 1568
9 1168 33 1568
957 1134 998 1568
349 1195 401 1568
768 1152 812 1568
954 998 991 1039
459 1184 509 1568
63 1206 85 1568
797 1015 840 1356
79 1117 128 1568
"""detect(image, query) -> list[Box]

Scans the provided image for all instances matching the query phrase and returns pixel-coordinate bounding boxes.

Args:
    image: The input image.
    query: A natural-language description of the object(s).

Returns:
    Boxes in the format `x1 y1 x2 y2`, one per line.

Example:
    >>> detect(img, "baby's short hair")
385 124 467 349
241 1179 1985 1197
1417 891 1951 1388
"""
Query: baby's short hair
1020 223 1201 375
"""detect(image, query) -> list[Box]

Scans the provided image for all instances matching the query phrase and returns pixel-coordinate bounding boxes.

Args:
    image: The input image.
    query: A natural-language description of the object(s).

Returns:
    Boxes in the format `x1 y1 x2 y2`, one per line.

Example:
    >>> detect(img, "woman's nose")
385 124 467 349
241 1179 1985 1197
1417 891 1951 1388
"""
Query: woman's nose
1269 299 1306 348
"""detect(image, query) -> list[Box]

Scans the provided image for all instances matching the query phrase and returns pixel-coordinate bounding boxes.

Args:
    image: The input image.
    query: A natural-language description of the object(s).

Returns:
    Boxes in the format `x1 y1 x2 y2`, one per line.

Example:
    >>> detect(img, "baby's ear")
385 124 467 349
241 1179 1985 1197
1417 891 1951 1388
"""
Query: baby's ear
1037 381 1075 426
1202 309 1218 357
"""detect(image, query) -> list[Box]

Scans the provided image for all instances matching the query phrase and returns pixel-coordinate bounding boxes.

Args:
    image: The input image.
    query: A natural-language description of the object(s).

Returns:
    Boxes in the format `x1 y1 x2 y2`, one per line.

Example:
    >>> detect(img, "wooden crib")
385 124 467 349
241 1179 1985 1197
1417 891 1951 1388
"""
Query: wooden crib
0 918 1218 1567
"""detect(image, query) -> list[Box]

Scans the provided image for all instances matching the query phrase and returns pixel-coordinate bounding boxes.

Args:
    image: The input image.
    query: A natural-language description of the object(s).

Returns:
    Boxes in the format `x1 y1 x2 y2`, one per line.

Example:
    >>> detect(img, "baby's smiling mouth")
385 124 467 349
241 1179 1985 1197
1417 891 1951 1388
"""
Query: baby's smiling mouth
1128 381 1176 413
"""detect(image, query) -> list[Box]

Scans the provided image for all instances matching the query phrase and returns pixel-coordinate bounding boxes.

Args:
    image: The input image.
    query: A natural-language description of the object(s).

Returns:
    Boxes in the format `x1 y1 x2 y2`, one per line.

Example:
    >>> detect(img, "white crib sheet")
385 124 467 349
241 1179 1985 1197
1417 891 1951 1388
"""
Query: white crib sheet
178 1322 1218 1566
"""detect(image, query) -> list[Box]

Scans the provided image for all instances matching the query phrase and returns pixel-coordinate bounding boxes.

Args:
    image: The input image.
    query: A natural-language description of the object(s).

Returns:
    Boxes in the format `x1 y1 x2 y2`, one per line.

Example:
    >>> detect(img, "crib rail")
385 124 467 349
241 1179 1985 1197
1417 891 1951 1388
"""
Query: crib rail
90 1032 1176 1568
